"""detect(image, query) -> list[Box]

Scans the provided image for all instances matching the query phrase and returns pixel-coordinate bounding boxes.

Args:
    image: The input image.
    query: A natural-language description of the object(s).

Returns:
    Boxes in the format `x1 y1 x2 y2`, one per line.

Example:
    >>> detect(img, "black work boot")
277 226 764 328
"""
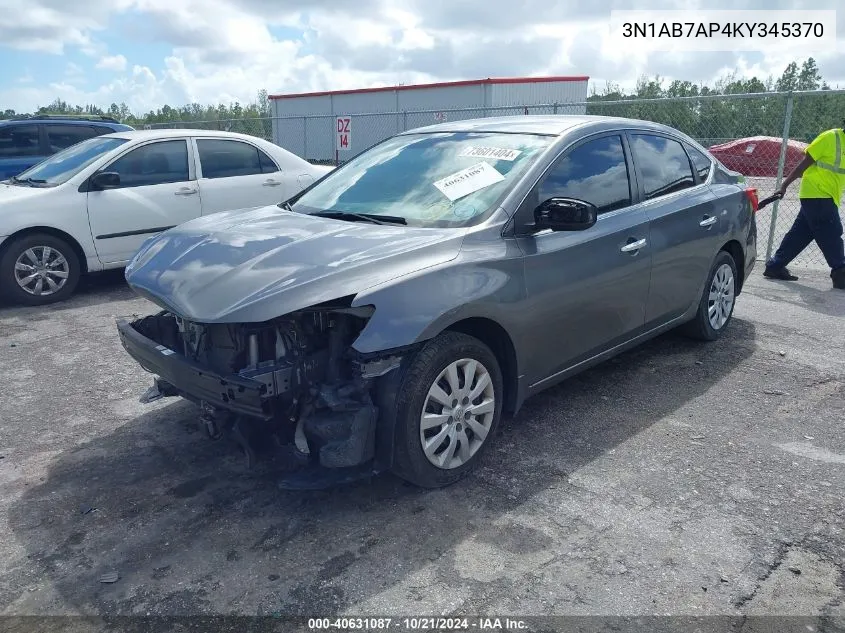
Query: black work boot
763 266 799 281
832 267 845 290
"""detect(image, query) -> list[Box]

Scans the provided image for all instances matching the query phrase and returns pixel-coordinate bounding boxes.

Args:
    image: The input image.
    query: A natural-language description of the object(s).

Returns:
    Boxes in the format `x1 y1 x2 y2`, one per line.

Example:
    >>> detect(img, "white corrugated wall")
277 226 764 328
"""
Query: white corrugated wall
272 79 589 162
489 80 588 111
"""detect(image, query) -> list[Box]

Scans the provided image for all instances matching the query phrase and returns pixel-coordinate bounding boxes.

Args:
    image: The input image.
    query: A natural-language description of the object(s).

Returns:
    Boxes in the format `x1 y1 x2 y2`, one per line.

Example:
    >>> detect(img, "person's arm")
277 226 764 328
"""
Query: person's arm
777 152 815 196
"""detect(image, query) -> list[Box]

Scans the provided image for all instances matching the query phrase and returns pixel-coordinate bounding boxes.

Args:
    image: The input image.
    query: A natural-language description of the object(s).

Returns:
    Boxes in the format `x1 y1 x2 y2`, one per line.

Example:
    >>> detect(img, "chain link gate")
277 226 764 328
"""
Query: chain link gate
147 89 845 270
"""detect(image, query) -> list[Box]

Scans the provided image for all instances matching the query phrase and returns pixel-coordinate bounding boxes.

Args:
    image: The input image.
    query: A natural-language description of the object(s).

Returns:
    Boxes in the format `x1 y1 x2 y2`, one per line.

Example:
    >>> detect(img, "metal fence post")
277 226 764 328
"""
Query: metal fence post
553 102 558 114
765 92 794 261
302 117 308 160
403 110 407 131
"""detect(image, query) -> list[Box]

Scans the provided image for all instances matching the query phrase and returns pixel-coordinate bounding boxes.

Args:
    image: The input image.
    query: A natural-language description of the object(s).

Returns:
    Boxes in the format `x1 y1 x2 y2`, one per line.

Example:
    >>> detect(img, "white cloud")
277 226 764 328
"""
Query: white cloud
0 0 133 54
66 62 84 76
0 0 843 114
96 54 128 71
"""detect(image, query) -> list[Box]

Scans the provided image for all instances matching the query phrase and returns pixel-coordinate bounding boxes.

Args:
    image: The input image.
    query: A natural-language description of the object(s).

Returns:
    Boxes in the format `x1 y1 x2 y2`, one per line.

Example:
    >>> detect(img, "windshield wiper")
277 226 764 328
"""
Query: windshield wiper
309 210 407 225
10 176 47 187
279 201 294 211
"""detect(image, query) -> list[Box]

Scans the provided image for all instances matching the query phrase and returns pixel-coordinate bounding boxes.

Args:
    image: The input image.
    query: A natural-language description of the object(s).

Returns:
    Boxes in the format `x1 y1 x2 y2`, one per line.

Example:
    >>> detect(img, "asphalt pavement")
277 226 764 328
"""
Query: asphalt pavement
0 264 843 626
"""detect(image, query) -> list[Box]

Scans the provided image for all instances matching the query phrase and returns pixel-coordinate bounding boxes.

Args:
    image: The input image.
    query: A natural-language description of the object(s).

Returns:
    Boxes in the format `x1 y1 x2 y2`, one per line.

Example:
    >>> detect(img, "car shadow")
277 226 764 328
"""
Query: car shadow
0 269 135 315
755 276 845 318
793 283 845 318
5 319 757 618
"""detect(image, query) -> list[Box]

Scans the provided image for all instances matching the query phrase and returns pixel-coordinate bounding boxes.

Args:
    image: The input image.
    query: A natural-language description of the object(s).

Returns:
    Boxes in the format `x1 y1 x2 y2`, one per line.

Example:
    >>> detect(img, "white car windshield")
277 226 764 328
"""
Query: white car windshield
12 136 130 187
290 131 554 227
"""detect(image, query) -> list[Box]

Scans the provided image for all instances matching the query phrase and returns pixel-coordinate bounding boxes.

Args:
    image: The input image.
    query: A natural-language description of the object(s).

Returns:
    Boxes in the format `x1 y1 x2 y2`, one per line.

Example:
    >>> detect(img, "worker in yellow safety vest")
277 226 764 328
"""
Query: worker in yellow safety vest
764 124 845 290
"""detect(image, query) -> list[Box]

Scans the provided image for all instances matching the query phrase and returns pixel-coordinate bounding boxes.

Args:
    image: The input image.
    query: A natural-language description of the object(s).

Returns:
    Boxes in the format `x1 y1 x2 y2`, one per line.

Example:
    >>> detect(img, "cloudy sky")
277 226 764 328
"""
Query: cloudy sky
0 0 843 114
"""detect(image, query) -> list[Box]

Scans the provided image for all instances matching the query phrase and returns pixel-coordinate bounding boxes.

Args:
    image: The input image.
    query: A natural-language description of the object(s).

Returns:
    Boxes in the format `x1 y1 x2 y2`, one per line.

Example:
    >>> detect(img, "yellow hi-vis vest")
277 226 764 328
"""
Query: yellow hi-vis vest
799 128 845 207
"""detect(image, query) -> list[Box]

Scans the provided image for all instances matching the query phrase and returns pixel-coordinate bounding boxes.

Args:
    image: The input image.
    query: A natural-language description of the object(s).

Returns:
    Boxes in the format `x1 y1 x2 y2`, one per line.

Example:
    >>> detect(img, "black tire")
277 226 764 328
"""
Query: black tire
390 331 504 488
0 233 81 306
680 250 739 341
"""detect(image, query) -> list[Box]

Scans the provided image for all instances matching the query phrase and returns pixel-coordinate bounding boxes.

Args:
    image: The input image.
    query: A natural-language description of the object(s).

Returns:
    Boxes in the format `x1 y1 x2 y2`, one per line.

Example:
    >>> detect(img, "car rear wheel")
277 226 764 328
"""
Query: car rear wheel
0 233 81 306
680 250 738 341
390 331 503 488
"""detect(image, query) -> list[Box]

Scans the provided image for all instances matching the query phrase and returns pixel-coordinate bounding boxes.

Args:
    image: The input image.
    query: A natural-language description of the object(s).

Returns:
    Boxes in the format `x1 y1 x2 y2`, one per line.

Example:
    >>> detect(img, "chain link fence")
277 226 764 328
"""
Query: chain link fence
148 90 845 270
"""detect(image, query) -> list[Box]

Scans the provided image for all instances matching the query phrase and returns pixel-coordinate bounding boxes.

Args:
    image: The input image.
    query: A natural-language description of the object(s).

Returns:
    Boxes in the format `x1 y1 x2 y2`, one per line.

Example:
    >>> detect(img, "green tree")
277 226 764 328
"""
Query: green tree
797 58 822 91
776 61 799 92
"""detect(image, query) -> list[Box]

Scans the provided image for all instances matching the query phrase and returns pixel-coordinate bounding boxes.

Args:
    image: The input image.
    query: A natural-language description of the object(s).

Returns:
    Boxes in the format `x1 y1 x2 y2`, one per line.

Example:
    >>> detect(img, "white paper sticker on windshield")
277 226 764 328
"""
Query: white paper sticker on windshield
434 162 505 201
458 146 522 161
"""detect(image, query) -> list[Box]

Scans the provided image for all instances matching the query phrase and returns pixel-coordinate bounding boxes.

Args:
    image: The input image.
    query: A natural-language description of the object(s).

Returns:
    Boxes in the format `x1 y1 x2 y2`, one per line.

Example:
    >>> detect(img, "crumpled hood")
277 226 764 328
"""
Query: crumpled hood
125 205 464 323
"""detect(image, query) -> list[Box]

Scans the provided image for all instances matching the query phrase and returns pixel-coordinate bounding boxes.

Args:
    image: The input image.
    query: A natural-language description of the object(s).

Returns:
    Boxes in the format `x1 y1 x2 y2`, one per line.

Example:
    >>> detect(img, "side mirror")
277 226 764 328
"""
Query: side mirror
534 197 598 232
90 171 120 190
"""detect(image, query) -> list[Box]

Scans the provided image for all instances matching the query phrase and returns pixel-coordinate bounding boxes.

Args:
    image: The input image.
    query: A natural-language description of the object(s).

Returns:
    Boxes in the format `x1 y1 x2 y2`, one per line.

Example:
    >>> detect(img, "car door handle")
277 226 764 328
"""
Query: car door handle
263 179 282 187
620 238 647 253
175 187 198 196
700 216 718 227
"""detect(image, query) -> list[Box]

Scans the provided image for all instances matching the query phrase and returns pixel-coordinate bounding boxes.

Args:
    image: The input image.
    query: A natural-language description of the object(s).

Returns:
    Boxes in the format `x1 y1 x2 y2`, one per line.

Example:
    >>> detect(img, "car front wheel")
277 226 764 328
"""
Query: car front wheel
681 250 739 341
390 331 503 488
0 233 81 306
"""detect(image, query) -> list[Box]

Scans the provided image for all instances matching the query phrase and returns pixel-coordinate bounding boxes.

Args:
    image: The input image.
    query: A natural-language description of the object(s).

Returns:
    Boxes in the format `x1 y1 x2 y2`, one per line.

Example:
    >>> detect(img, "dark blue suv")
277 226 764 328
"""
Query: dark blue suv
0 115 135 180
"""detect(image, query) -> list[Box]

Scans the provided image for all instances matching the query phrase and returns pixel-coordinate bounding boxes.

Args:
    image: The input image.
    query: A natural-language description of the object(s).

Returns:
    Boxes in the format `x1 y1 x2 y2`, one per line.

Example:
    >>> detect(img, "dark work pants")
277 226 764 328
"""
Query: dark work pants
767 197 845 273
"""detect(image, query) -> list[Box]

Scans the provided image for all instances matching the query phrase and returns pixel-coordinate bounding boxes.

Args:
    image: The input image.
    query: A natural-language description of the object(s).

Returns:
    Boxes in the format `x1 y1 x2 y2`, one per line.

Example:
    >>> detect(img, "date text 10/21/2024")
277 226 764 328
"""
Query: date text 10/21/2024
307 617 530 630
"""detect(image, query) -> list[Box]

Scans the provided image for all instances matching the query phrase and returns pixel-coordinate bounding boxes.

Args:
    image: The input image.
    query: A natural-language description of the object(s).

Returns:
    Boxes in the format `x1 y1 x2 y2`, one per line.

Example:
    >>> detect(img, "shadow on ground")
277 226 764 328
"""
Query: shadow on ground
0 269 132 315
6 319 757 617
744 275 845 319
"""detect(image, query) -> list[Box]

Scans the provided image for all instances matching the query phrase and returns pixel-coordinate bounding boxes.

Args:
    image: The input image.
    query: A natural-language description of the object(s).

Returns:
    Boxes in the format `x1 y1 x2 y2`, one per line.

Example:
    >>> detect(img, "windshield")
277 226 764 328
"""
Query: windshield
290 131 554 227
13 136 129 187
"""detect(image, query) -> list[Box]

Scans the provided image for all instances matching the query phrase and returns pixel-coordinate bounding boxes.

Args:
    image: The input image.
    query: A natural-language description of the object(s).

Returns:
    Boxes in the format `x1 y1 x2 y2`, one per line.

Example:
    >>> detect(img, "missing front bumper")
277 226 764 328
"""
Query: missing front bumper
116 318 272 420
116 317 384 475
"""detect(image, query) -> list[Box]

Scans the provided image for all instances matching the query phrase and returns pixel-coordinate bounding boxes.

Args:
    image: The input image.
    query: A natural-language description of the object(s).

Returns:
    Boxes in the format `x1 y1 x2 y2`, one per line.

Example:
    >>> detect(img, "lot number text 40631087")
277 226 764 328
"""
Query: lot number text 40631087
307 617 529 630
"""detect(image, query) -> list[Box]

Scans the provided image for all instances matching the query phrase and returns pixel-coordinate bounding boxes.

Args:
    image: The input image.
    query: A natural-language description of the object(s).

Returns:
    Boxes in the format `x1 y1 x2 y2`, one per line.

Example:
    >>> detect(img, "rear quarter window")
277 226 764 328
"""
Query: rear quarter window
685 144 713 182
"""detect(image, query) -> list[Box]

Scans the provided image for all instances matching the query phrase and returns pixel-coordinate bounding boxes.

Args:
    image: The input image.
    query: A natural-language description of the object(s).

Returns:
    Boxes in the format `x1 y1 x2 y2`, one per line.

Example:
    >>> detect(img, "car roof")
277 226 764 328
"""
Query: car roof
403 114 691 138
98 129 271 141
0 117 132 129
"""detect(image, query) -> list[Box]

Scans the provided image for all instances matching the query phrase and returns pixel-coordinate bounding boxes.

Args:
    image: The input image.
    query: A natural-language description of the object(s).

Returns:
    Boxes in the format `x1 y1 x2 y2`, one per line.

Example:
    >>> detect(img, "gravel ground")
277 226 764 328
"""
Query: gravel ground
0 263 843 629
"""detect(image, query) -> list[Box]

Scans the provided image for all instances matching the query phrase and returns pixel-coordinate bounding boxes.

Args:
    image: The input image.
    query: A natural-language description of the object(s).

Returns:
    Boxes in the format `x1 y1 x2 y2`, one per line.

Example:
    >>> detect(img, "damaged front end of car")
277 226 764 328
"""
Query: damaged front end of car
116 297 407 488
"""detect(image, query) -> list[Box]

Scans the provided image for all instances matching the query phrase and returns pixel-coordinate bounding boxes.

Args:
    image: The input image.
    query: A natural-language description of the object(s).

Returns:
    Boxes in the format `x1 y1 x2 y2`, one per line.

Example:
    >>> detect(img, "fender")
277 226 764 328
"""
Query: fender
351 237 530 372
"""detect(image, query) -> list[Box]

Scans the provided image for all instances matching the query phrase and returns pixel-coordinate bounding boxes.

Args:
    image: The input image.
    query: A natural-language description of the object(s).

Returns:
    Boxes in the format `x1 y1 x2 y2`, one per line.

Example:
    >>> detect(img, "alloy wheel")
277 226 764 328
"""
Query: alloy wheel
14 246 71 297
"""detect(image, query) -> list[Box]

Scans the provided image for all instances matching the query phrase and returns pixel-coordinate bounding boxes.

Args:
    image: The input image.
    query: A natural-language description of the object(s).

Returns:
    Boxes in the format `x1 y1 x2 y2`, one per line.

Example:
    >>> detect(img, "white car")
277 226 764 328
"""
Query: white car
0 129 333 305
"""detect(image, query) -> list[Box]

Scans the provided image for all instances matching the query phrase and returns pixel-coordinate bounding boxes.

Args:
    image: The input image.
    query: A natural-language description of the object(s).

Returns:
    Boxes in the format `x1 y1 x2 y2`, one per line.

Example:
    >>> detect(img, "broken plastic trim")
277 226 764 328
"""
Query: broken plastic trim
139 377 179 404
356 355 403 379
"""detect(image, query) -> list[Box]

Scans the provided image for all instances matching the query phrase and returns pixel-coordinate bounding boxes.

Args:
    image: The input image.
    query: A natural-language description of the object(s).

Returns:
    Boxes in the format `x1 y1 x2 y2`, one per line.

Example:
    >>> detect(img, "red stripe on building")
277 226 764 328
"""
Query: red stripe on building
268 76 590 100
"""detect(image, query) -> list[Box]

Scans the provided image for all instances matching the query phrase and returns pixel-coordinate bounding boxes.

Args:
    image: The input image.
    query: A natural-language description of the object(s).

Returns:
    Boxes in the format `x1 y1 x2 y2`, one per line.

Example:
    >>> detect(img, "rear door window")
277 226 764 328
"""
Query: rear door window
258 148 279 174
197 139 275 178
629 134 696 200
45 125 102 152
0 125 42 157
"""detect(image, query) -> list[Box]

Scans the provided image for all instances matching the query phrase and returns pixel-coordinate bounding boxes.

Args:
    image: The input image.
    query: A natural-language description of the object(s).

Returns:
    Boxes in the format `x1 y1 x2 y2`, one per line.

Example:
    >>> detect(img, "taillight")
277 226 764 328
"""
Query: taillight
745 187 759 213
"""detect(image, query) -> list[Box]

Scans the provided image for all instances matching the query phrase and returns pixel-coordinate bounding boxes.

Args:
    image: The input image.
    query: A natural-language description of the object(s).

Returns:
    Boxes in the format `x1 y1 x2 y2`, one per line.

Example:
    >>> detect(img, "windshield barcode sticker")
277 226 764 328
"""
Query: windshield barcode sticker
434 162 505 201
458 147 522 161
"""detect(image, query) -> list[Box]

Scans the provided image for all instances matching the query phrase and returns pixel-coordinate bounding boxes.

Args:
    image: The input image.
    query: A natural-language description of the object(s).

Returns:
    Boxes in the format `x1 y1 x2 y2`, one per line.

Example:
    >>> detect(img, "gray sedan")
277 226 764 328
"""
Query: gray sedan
117 115 758 489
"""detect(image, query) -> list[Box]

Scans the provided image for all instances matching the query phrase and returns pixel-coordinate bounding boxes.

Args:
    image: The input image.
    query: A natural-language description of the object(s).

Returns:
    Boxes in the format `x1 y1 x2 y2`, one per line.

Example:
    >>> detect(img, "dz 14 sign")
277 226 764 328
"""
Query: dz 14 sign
336 116 351 151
